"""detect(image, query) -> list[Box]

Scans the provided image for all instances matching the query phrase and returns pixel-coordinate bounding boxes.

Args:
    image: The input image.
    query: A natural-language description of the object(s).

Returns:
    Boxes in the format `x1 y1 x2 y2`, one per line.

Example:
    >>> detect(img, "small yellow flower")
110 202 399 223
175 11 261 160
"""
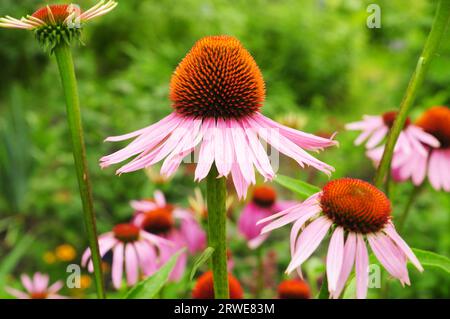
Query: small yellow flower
55 244 77 262
80 274 92 290
43 251 56 264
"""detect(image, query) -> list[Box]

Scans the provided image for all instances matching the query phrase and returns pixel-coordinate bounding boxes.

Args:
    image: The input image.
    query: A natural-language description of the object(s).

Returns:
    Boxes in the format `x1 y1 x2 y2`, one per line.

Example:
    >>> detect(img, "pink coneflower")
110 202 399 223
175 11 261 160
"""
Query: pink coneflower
100 36 336 199
394 106 450 191
277 279 311 299
0 1 117 30
192 271 243 299
6 273 66 299
131 191 206 281
238 185 296 249
258 178 423 299
82 223 172 289
346 112 439 171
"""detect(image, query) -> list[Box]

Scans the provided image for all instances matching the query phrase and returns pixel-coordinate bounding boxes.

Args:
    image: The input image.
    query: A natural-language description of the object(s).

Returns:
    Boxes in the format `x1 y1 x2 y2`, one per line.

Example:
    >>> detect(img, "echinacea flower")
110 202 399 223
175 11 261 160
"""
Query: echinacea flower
131 190 206 281
0 1 117 51
393 106 450 191
346 111 439 172
238 185 296 249
192 271 243 299
277 279 311 299
100 36 336 199
258 178 423 299
82 223 172 289
6 273 66 299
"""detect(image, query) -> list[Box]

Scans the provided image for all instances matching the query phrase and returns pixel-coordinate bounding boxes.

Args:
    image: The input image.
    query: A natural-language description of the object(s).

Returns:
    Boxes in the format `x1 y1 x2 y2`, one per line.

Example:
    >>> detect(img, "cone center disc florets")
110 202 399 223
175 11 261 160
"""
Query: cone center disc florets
170 35 266 119
141 207 174 234
416 106 450 148
113 224 140 243
320 178 391 233
252 185 277 207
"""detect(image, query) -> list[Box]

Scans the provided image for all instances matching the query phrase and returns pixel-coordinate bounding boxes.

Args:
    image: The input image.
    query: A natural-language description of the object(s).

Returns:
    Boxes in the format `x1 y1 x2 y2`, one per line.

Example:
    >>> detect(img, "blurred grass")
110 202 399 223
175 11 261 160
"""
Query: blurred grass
0 0 449 298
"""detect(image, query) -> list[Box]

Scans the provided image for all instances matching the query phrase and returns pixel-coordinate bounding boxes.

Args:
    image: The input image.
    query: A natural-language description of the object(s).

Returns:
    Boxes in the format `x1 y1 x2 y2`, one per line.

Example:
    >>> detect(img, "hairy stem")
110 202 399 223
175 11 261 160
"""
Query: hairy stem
206 165 229 299
374 0 450 189
54 44 105 299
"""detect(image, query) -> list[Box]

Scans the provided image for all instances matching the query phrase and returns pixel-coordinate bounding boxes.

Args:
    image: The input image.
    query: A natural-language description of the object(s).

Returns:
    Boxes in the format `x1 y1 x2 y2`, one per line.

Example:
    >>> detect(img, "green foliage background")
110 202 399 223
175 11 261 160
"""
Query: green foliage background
0 0 448 298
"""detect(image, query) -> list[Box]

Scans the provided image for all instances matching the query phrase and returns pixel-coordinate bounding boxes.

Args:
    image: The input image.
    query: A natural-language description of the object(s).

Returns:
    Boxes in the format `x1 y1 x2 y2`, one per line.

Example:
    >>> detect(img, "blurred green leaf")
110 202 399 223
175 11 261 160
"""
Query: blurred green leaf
0 234 34 295
317 275 329 299
412 248 450 274
190 247 214 281
275 175 321 199
125 249 184 299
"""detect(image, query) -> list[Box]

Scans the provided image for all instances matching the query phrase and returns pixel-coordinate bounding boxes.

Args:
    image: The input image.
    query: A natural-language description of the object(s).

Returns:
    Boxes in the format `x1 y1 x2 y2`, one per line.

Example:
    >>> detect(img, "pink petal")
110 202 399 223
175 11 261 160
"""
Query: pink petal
112 243 125 290
20 274 34 293
125 244 139 286
332 232 356 299
355 234 368 299
194 119 216 181
286 216 332 274
384 223 423 272
326 227 345 293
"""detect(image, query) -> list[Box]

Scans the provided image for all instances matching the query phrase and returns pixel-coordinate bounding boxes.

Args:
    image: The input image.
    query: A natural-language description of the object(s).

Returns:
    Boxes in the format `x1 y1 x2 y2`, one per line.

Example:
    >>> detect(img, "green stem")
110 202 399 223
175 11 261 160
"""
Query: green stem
54 44 105 299
206 165 229 299
255 247 264 298
398 185 423 231
374 0 450 189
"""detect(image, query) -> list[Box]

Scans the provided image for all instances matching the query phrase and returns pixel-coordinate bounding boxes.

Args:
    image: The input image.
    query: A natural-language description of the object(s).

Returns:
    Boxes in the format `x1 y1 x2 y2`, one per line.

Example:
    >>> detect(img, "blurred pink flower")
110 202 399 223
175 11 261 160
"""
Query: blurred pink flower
82 223 172 289
392 106 450 191
258 178 423 299
6 273 66 299
132 190 206 281
100 36 336 199
238 185 296 249
346 112 439 176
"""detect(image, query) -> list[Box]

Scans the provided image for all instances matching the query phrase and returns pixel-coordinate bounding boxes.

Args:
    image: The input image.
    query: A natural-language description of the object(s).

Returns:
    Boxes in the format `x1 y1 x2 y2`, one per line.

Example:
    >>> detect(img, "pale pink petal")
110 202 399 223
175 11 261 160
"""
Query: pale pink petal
326 227 345 293
112 243 124 289
230 120 255 184
20 274 34 293
195 119 216 181
332 232 356 299
33 273 49 292
384 223 423 272
365 126 388 149
5 287 30 299
355 234 368 299
125 244 139 286
286 216 332 274
47 281 63 294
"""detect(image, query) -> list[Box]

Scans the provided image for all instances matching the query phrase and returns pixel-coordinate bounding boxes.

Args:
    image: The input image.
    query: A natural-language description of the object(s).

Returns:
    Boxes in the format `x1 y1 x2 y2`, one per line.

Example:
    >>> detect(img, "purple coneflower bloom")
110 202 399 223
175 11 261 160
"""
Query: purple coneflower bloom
346 111 439 172
131 191 206 281
258 178 423 299
82 223 172 289
393 106 450 191
0 1 117 30
6 273 66 299
100 36 336 199
238 185 296 249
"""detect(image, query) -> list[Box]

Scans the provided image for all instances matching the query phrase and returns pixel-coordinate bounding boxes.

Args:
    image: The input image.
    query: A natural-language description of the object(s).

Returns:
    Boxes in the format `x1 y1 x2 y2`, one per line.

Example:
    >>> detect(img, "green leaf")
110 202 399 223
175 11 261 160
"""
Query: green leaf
412 248 450 274
190 247 215 281
125 249 184 299
316 275 329 299
0 235 34 296
275 175 321 199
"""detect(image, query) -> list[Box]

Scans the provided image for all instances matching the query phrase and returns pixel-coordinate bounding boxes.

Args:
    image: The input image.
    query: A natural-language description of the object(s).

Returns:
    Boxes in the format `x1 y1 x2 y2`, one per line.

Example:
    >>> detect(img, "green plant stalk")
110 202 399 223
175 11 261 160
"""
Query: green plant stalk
54 43 105 299
398 184 424 231
374 0 450 189
206 165 229 299
255 247 264 298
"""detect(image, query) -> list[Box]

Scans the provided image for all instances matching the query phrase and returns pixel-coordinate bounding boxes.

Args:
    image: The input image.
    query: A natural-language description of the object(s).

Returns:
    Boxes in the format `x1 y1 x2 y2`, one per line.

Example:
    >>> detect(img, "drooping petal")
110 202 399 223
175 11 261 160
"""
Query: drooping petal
125 244 139 286
287 216 332 274
112 243 125 289
355 234 368 299
326 227 345 293
332 232 356 299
